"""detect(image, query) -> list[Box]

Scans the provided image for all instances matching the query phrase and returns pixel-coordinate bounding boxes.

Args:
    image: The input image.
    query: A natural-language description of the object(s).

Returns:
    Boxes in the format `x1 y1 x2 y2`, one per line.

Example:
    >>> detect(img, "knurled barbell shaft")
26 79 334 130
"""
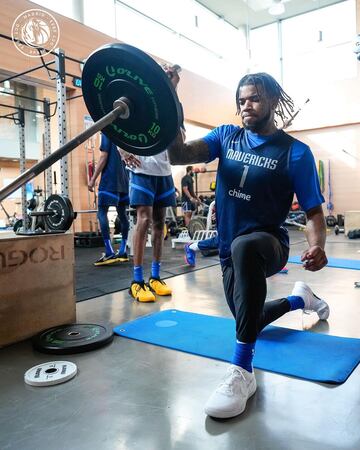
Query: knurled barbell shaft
0 100 129 202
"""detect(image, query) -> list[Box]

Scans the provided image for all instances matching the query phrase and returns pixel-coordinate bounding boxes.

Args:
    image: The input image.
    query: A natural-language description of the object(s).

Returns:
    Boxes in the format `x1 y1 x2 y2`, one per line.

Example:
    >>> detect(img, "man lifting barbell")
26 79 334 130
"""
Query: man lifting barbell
167 72 330 419
0 45 330 421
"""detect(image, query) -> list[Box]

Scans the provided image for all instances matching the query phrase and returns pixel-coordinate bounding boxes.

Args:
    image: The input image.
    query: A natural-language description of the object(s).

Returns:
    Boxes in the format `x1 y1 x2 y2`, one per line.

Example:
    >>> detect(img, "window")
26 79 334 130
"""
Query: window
249 23 281 82
83 0 117 37
282 0 357 92
0 81 45 160
32 0 79 21
113 0 248 89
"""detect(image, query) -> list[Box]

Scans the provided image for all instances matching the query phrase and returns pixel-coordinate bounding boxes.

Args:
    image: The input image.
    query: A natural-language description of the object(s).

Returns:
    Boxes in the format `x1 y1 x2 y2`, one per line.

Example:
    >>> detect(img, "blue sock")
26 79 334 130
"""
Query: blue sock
104 239 114 256
119 239 127 254
231 341 255 373
287 295 305 311
133 265 144 283
151 261 161 279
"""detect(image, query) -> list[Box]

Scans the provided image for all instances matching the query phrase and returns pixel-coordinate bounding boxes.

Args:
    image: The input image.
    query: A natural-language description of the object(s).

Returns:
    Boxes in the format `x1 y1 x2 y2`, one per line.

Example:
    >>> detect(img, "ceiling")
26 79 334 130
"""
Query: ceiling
195 0 345 29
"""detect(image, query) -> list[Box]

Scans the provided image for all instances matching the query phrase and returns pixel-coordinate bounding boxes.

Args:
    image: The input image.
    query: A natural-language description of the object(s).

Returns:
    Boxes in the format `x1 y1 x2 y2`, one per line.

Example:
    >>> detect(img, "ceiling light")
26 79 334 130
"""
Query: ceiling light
268 0 285 16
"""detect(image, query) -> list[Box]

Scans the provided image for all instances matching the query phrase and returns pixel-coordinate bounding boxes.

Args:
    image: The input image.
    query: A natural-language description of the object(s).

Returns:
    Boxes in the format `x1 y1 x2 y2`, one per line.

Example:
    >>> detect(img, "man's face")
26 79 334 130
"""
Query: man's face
238 84 274 132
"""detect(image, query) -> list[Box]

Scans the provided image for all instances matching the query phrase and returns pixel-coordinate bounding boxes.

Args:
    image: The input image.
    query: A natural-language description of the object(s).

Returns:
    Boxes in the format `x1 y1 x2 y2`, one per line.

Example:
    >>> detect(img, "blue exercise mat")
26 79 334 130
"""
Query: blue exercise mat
114 309 360 384
288 255 360 270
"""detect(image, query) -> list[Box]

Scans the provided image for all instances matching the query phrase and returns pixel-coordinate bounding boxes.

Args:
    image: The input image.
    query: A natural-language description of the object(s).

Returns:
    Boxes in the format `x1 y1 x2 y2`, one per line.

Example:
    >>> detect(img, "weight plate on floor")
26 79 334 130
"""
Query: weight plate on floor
82 43 183 156
32 323 114 354
44 194 75 231
24 361 77 386
187 217 206 238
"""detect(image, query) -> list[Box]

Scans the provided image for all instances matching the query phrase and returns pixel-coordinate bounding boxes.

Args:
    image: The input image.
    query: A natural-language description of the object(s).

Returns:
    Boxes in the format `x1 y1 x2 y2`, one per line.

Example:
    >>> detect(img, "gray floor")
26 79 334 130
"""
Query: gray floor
1 231 360 450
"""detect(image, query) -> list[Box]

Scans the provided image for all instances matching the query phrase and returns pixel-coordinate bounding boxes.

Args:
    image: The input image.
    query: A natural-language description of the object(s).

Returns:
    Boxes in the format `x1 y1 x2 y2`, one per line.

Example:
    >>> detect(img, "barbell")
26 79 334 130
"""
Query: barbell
17 194 104 232
0 43 183 202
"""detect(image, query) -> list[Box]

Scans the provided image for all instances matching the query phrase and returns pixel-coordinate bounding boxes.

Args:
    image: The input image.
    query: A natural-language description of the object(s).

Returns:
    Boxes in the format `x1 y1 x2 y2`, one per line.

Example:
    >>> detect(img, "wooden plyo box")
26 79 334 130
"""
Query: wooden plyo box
0 232 76 347
344 211 360 236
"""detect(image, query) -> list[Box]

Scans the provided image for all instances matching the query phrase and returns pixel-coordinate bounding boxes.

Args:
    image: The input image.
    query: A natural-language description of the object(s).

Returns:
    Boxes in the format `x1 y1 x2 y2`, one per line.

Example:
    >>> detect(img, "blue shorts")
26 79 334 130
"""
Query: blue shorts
98 190 129 207
130 173 176 207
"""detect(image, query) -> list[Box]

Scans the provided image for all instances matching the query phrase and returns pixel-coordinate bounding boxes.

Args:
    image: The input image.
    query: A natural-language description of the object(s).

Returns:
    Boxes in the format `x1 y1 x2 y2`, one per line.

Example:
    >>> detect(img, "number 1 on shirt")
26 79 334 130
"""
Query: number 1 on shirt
239 165 249 188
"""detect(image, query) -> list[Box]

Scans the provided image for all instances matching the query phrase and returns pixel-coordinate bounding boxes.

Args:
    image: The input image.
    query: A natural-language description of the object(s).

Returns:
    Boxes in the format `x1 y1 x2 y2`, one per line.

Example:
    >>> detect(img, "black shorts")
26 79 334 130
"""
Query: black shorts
182 200 195 212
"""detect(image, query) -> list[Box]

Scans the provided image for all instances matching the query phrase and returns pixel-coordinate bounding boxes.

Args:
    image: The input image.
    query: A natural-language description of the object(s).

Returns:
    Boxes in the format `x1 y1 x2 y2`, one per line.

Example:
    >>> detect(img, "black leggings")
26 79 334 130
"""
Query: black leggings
222 231 290 343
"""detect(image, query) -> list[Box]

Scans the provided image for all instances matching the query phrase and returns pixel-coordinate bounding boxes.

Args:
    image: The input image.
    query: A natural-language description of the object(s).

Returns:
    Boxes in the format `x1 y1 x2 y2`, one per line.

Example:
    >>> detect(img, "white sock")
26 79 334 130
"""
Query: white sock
189 242 199 252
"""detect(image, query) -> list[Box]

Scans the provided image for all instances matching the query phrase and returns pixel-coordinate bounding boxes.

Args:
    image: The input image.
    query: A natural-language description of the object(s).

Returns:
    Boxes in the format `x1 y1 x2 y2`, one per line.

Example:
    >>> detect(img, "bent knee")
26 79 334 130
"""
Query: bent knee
231 235 262 261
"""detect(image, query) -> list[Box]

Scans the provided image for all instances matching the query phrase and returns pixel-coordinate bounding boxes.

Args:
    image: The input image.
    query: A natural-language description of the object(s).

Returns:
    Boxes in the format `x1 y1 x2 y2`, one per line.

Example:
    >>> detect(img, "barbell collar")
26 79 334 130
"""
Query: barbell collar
113 97 131 119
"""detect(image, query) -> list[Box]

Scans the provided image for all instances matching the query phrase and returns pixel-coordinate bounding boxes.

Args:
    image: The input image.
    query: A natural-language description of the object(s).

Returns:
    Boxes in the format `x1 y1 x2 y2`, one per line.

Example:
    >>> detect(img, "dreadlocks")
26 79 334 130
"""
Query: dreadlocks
235 73 294 127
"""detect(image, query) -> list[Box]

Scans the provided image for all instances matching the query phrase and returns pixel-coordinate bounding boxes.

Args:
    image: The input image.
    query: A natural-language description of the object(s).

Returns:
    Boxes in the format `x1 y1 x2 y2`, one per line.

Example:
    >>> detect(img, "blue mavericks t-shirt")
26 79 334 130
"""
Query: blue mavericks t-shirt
203 125 324 259
99 133 128 194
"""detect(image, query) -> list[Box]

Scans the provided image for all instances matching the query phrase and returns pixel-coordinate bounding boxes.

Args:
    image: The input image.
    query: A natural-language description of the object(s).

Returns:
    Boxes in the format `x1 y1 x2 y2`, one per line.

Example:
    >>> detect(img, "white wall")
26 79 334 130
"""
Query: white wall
291 124 360 215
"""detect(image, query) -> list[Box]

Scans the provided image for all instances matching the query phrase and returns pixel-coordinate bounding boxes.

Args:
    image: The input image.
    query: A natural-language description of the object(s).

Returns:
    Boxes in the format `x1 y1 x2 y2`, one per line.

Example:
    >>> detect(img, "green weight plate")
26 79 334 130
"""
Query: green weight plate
82 43 183 156
32 323 114 354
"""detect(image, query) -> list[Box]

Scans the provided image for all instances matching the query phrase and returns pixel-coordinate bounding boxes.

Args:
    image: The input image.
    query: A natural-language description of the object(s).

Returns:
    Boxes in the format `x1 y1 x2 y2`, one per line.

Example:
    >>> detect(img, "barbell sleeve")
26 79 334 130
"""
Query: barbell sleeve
0 102 127 202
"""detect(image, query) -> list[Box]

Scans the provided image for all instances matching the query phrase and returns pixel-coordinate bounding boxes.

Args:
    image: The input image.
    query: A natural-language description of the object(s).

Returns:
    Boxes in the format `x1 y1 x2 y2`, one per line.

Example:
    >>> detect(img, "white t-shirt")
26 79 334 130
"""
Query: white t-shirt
131 150 172 176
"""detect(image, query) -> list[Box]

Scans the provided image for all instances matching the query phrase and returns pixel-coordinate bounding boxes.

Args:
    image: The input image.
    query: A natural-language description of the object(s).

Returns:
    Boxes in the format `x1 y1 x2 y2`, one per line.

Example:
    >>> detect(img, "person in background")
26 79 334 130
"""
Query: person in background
181 165 199 227
120 64 184 302
88 133 129 266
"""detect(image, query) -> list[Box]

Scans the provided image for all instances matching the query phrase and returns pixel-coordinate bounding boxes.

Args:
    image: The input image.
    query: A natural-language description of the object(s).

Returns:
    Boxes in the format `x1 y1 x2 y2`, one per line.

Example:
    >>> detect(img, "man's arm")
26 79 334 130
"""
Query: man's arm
164 64 212 165
168 132 210 165
302 205 327 271
182 186 197 203
88 151 108 192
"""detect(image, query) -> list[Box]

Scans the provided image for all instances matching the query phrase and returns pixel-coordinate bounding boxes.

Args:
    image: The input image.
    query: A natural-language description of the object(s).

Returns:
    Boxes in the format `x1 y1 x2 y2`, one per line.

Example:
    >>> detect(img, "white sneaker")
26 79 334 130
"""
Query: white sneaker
292 281 330 320
204 365 257 419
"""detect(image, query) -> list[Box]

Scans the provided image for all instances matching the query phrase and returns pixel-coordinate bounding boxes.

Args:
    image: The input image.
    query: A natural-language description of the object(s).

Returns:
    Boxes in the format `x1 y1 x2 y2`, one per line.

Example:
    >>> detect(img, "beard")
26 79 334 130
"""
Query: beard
243 109 272 132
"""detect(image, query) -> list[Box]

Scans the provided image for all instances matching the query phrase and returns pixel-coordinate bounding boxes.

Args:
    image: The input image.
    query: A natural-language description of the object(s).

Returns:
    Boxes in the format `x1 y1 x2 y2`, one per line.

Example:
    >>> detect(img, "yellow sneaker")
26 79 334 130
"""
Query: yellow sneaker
148 277 172 296
94 253 119 266
129 281 155 302
115 251 129 262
